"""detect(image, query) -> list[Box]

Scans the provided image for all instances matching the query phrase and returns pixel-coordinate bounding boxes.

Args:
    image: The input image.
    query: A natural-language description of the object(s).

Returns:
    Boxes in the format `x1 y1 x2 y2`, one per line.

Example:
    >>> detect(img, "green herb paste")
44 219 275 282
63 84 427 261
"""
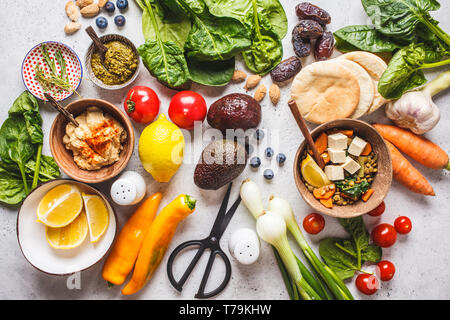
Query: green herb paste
91 41 138 85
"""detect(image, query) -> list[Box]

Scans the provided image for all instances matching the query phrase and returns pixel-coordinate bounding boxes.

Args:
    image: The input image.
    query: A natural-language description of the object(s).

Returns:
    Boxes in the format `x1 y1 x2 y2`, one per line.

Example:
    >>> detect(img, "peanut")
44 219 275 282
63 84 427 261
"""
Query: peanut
65 1 80 22
80 3 100 17
269 83 280 105
64 21 82 34
254 84 267 102
76 0 94 8
244 75 261 91
98 0 108 8
231 70 247 82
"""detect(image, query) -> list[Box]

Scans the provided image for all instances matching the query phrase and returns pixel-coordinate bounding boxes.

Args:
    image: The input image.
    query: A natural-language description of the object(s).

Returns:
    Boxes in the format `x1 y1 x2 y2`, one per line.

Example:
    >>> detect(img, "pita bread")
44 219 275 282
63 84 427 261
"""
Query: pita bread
337 59 374 119
291 61 360 124
338 51 388 114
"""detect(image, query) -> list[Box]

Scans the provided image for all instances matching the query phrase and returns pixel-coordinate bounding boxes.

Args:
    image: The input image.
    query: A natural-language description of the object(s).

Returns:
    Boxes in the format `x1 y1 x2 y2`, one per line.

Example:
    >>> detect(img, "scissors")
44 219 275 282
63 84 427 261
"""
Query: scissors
167 183 241 299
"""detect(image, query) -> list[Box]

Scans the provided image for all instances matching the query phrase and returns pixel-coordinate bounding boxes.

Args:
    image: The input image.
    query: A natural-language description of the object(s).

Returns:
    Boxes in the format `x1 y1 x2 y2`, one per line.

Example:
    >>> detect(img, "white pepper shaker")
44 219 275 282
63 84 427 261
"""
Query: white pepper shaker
228 228 260 265
110 171 146 206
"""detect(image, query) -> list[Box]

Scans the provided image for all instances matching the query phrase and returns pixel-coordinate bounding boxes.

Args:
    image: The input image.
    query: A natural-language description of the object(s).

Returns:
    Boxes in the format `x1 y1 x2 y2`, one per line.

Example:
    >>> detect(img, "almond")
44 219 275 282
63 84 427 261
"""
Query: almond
98 0 108 8
244 75 261 91
269 83 280 105
65 1 80 22
232 70 247 82
76 0 94 8
64 21 82 34
254 84 267 102
80 3 99 17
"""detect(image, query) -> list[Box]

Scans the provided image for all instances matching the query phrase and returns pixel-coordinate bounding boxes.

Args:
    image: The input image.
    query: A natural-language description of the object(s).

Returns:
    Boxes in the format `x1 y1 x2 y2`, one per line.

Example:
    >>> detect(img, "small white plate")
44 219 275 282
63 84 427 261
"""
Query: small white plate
17 179 117 275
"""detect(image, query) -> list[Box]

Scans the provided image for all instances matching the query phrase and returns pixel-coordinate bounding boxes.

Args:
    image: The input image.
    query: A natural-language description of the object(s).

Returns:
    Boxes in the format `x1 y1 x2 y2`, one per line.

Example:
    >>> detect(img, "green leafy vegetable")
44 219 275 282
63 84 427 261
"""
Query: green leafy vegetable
186 57 236 86
319 217 382 280
335 178 370 200
334 25 403 52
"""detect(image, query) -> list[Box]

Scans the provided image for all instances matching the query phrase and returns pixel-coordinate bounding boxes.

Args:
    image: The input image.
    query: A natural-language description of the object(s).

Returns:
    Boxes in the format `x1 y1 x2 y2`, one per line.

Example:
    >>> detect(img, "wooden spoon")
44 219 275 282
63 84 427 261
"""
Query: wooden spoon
85 26 108 64
288 99 325 169
44 93 79 127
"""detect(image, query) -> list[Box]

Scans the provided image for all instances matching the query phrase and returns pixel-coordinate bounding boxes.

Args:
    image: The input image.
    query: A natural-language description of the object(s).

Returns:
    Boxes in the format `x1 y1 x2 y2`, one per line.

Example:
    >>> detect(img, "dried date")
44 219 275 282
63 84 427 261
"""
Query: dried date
292 27 311 57
293 20 324 39
270 56 302 82
295 2 331 25
314 31 335 61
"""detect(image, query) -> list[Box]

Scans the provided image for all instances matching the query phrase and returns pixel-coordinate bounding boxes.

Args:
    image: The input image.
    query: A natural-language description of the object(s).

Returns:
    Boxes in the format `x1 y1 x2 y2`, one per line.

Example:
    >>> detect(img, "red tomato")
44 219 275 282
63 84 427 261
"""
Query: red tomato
377 260 396 281
394 216 412 234
124 86 160 124
355 274 379 295
168 91 207 130
371 223 397 248
303 213 325 235
367 201 385 217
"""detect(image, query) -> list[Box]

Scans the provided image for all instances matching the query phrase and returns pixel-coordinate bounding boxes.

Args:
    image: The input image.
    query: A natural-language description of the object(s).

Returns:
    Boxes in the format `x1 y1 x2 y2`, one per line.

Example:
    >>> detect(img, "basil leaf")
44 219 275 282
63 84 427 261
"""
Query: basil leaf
187 56 235 86
334 25 403 52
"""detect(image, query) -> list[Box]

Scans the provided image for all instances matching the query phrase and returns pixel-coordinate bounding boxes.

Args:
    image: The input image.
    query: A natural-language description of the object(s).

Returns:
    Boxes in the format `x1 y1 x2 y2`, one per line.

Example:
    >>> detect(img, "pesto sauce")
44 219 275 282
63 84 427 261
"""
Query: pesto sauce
91 41 138 85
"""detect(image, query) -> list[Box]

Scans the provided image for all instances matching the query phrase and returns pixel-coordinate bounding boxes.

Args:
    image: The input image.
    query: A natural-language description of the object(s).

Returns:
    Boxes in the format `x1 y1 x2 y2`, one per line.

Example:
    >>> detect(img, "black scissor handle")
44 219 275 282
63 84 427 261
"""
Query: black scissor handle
195 249 232 299
167 240 205 292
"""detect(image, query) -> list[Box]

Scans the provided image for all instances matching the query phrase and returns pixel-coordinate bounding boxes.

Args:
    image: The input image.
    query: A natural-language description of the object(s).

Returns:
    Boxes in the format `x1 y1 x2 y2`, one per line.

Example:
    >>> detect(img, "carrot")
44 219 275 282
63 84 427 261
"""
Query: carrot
386 141 435 196
313 184 335 200
362 189 374 202
361 143 372 156
337 129 354 137
309 132 328 155
320 198 333 208
373 124 450 170
321 152 331 164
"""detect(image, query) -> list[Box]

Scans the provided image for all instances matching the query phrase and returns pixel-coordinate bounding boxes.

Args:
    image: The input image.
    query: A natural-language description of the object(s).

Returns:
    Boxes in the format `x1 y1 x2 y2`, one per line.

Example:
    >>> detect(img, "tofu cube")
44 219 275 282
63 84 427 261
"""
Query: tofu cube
348 136 367 156
341 156 361 175
327 133 348 150
327 148 346 164
325 165 344 181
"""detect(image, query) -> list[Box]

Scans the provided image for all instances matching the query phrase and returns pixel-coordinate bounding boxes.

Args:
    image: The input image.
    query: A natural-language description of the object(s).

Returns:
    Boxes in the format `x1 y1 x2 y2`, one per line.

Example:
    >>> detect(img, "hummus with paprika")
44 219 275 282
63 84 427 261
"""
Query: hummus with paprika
63 107 127 171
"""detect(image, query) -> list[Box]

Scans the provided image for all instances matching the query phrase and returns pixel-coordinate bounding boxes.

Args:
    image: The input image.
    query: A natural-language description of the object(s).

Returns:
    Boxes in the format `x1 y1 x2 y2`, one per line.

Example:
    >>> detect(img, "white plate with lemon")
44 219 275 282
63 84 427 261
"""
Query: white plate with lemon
17 179 117 275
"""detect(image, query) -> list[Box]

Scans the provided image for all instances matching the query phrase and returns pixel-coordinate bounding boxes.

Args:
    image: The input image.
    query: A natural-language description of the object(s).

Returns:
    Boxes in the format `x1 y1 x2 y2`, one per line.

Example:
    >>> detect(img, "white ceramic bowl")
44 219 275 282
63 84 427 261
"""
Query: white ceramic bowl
17 179 117 275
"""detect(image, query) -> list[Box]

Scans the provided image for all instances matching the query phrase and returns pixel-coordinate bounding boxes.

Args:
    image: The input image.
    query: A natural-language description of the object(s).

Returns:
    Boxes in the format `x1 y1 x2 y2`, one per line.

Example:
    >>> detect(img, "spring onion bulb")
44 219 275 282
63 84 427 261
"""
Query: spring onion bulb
268 196 354 300
256 211 321 300
240 179 265 219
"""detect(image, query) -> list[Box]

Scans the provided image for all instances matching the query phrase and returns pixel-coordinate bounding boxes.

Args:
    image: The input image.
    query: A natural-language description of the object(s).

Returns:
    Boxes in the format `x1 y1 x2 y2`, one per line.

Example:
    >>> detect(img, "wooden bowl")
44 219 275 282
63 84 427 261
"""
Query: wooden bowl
293 119 392 218
50 98 134 184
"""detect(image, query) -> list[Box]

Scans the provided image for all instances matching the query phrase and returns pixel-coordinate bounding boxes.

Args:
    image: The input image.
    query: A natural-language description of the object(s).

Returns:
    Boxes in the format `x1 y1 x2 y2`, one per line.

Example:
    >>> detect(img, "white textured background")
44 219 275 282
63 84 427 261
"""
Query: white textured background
0 0 449 300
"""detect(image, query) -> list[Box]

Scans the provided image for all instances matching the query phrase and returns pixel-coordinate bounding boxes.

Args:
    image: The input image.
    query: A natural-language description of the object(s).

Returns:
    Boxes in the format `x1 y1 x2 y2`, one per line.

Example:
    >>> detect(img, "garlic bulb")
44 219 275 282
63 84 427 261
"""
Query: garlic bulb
385 91 440 135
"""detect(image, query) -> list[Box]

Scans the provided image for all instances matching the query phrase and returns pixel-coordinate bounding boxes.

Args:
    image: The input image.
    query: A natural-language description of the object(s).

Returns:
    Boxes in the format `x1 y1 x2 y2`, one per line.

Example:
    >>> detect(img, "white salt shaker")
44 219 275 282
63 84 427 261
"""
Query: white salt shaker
228 228 260 265
110 171 146 206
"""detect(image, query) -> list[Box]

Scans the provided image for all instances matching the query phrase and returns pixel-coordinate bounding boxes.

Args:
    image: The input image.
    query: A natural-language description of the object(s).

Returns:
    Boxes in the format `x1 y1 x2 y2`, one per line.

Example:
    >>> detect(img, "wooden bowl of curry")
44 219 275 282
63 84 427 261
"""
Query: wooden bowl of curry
50 98 134 184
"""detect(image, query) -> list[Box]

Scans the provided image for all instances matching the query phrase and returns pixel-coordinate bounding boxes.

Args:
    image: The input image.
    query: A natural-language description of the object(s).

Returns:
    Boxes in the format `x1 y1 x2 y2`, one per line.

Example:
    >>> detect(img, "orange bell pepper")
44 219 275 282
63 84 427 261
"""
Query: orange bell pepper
121 194 196 295
102 192 162 286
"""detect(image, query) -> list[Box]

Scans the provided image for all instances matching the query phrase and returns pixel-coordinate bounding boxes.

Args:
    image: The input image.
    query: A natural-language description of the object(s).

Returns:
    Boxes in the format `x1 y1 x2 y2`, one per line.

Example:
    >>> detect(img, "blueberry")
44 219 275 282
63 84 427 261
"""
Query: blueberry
250 157 261 168
116 0 128 10
263 169 274 180
255 129 264 141
114 15 126 27
276 153 286 164
104 1 115 12
96 17 108 29
265 147 274 158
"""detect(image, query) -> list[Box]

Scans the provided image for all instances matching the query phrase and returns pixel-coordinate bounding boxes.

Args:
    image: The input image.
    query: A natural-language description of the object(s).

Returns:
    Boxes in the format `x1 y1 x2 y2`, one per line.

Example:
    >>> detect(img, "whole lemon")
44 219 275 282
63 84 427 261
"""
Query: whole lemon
139 114 185 182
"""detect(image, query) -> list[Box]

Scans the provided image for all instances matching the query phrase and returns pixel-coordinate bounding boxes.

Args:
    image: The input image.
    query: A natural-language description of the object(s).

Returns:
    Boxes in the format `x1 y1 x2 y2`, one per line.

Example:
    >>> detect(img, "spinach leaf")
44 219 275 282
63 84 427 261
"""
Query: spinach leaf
335 178 370 200
334 25 403 52
187 56 236 86
203 0 288 40
339 216 371 269
241 1 283 75
25 155 61 182
171 0 251 61
361 0 443 43
0 163 28 205
319 238 359 280
378 42 449 99
136 0 190 88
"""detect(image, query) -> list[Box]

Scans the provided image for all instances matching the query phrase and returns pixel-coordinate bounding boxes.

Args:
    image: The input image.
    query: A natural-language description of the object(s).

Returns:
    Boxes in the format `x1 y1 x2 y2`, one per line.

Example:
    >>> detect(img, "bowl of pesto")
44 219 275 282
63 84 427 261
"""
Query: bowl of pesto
85 34 140 90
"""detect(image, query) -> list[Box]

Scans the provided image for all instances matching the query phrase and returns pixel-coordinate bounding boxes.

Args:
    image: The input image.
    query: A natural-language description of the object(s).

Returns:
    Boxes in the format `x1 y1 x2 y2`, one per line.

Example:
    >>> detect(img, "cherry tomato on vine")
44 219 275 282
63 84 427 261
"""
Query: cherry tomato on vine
355 274 379 295
377 260 396 281
394 216 412 234
168 91 207 130
367 201 385 217
303 213 325 234
124 86 160 124
371 223 397 248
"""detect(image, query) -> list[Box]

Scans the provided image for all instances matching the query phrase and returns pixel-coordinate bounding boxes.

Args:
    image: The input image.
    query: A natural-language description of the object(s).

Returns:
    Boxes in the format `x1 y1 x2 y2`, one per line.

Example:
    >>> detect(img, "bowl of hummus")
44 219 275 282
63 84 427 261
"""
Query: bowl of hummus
50 98 135 183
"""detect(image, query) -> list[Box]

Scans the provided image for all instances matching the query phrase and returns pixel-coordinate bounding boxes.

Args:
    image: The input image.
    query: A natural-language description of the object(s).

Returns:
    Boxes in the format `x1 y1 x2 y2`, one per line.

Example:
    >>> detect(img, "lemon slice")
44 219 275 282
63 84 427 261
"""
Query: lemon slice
46 211 88 249
37 184 83 228
301 154 331 188
82 193 109 243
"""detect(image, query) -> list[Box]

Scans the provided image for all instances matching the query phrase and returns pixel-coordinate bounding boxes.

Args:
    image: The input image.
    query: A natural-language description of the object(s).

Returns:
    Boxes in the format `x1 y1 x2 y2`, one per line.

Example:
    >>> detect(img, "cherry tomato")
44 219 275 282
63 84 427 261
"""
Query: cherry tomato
124 86 160 124
394 216 412 234
168 91 207 130
355 274 379 295
371 223 397 248
303 213 325 234
377 260 395 281
367 201 385 217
